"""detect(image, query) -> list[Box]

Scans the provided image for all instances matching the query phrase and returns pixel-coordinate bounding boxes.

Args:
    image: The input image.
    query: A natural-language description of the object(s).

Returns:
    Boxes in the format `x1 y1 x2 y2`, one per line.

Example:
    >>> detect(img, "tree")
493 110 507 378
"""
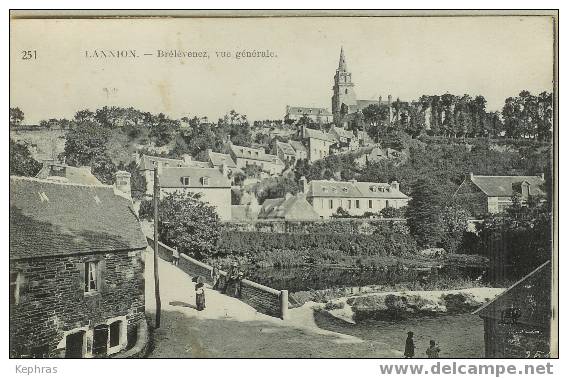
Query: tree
405 178 445 248
10 107 24 127
438 204 469 253
362 104 390 141
475 195 551 279
10 138 42 176
153 191 221 260
62 120 116 184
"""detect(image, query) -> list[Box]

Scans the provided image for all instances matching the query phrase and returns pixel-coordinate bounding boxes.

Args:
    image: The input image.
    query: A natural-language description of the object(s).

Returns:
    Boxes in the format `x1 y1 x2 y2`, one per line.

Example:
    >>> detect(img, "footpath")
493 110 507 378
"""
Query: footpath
143 246 401 358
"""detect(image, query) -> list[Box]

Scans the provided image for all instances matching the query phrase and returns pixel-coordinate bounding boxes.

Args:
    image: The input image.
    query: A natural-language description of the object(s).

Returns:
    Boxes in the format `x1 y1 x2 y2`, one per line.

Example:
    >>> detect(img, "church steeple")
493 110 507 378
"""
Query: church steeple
338 46 347 71
332 46 357 125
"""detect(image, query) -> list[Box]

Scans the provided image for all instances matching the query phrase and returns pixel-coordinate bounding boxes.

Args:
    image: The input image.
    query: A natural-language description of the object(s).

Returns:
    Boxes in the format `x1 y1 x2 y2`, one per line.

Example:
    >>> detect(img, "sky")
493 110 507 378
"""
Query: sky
10 16 554 124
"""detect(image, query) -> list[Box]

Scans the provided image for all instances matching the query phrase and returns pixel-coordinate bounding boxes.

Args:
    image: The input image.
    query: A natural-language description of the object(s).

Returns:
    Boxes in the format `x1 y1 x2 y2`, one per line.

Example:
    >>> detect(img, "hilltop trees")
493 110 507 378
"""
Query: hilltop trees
9 107 24 127
62 118 116 184
10 138 42 176
502 91 553 141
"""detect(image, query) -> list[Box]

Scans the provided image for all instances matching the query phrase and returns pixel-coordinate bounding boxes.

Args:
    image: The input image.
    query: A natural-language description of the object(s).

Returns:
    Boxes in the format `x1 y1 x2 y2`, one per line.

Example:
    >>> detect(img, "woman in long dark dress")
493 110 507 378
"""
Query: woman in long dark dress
195 282 205 311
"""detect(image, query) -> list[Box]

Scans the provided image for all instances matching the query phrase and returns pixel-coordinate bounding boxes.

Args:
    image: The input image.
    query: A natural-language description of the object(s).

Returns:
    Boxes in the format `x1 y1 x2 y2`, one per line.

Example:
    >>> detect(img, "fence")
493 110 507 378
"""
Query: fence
146 237 288 319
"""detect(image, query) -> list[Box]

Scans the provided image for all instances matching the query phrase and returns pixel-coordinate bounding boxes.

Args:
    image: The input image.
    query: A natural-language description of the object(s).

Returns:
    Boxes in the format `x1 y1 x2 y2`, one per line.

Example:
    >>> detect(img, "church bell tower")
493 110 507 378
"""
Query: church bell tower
331 47 358 125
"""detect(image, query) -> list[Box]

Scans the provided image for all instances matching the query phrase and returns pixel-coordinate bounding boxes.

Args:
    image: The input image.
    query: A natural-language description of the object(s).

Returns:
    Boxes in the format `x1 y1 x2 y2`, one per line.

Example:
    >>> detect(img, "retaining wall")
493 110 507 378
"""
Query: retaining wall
146 237 288 319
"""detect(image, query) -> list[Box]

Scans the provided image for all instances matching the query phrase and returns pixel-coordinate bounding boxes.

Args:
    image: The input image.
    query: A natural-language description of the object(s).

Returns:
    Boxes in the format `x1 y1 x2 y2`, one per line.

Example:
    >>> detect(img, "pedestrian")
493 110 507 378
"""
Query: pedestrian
234 270 244 298
404 331 415 358
211 262 221 290
195 281 205 311
426 340 440 358
171 248 180 266
223 262 239 294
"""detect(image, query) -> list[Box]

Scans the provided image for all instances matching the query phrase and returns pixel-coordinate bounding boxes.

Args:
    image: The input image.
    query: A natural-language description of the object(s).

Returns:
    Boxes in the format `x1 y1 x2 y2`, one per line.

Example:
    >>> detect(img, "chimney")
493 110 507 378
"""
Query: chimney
220 163 229 177
300 176 308 193
390 181 400 191
182 154 193 165
114 170 132 199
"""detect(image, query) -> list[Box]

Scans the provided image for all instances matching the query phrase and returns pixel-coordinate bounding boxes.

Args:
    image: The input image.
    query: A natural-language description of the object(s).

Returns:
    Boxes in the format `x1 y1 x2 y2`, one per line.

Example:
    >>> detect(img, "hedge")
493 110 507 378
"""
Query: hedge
215 228 417 258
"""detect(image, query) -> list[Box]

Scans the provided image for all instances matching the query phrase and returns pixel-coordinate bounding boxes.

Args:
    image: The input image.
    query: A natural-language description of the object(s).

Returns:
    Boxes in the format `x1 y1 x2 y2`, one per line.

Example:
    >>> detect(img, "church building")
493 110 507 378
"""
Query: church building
331 47 394 127
286 47 396 128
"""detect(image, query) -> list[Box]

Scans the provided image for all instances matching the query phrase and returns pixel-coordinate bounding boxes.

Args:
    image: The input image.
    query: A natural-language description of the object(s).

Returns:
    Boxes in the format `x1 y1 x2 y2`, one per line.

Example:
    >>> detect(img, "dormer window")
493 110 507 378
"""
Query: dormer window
342 187 348 192
201 177 210 186
181 177 190 186
322 187 328 193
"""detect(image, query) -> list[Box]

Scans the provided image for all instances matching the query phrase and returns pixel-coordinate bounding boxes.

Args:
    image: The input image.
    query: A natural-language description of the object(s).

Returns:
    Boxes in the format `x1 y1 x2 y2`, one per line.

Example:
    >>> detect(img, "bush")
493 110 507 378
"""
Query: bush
215 227 418 259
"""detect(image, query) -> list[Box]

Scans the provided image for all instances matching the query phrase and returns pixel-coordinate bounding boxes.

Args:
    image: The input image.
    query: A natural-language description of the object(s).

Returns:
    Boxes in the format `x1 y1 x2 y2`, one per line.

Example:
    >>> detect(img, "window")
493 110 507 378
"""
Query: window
347 200 352 209
201 177 210 186
355 200 360 209
385 200 390 208
181 176 190 186
329 199 333 209
369 200 373 208
10 272 19 305
84 261 98 293
109 321 121 348
320 199 324 208
345 89 348 94
338 199 343 208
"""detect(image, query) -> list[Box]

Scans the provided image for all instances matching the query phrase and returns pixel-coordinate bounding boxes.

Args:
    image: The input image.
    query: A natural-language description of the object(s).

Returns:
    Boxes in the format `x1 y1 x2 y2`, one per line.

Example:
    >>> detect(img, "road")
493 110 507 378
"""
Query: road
143 247 401 358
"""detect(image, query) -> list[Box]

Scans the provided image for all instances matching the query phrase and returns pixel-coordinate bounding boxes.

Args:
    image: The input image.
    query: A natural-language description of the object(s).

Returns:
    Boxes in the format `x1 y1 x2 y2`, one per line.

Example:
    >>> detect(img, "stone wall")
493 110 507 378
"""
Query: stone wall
9 249 146 358
147 237 287 319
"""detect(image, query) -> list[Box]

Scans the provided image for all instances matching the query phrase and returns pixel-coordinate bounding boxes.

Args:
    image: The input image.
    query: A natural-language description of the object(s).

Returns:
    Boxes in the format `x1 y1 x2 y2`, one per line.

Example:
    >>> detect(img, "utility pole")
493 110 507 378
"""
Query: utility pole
153 168 161 328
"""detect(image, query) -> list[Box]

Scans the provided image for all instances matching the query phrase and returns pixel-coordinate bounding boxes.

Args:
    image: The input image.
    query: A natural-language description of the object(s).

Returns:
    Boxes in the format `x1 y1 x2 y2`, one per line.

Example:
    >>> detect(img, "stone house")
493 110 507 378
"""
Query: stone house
301 176 410 219
273 141 298 166
206 149 242 185
473 261 552 358
139 154 211 196
159 166 232 220
258 193 321 220
330 126 358 152
9 175 147 358
288 140 308 161
227 143 285 175
300 126 337 162
453 173 546 216
284 105 333 124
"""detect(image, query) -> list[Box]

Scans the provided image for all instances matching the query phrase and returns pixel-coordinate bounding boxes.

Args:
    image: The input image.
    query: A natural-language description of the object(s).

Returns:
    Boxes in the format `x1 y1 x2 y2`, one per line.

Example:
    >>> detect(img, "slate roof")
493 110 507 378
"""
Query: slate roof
160 167 231 188
140 154 185 170
470 175 546 197
36 163 102 185
289 140 307 154
303 128 337 143
331 126 355 140
229 144 276 163
10 176 147 260
258 194 320 220
276 141 296 156
306 179 409 199
208 151 237 168
286 106 332 116
473 261 551 328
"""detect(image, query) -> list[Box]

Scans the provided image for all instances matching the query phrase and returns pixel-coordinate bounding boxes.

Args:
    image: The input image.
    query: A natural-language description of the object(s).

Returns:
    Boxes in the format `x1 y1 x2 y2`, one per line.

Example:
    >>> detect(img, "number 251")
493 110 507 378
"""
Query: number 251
21 50 37 60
